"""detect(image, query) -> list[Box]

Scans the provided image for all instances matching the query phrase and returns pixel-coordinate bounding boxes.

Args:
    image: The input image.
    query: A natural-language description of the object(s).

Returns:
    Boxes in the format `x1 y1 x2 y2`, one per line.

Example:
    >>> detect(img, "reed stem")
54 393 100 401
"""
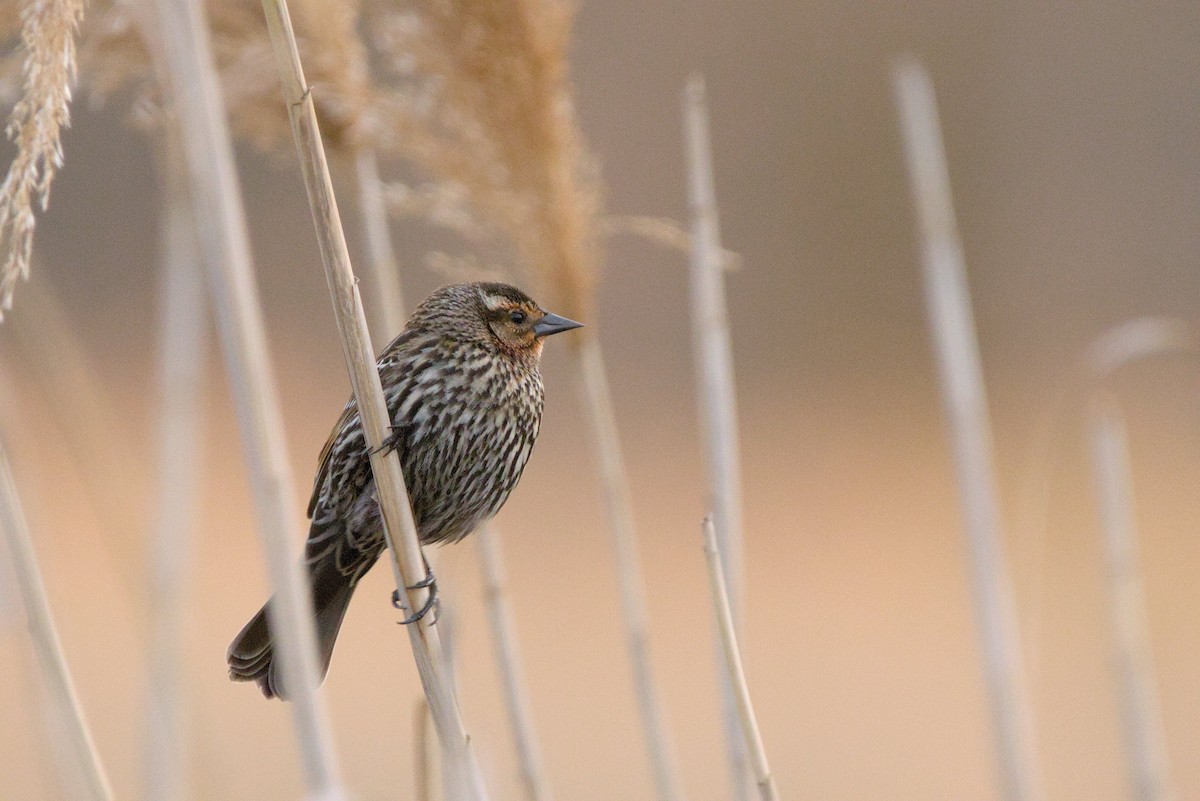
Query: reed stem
151 0 345 795
683 74 745 621
354 148 407 340
0 438 112 801
1086 397 1175 801
477 524 552 801
142 130 208 801
892 57 1043 801
257 1 485 797
573 333 686 801
683 74 751 801
702 515 778 801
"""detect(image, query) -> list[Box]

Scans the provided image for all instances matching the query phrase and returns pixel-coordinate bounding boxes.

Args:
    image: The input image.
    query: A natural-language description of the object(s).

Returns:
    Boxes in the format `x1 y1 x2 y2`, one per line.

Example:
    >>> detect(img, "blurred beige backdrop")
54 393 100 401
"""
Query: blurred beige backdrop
3 2 1200 800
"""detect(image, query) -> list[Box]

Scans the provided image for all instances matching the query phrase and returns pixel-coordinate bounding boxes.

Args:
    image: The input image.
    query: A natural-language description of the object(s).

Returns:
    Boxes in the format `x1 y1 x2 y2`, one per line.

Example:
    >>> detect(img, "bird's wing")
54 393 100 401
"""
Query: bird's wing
307 399 361 521
305 327 425 523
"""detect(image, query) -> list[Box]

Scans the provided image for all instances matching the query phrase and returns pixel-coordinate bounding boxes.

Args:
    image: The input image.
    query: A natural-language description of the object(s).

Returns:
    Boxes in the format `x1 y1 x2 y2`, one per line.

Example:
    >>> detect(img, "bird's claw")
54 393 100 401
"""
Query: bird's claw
391 563 439 625
393 589 439 625
369 425 405 457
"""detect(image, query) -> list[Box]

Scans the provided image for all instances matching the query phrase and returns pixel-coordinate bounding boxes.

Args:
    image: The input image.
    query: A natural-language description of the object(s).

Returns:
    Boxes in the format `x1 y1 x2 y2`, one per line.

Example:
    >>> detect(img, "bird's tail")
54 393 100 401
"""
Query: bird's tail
227 560 354 701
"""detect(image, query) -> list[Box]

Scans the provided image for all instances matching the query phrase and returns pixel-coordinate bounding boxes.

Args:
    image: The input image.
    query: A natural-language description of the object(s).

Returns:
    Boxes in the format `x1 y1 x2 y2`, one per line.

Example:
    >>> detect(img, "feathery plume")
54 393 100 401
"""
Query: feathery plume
0 0 84 319
365 0 601 317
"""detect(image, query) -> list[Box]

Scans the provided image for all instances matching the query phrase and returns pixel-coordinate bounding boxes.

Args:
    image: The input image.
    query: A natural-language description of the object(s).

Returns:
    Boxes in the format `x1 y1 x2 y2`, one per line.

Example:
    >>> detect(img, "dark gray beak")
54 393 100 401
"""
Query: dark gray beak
533 311 584 337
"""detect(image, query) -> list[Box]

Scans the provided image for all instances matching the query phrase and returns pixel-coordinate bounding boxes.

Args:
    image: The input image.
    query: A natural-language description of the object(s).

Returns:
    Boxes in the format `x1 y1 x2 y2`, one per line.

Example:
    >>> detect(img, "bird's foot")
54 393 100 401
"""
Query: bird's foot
391 562 439 625
368 425 405 458
392 590 438 625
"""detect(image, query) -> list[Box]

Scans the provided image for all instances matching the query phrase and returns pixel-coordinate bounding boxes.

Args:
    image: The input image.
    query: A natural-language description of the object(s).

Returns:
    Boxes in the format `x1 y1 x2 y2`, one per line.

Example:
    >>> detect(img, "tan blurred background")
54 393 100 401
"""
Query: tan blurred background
3 2 1200 800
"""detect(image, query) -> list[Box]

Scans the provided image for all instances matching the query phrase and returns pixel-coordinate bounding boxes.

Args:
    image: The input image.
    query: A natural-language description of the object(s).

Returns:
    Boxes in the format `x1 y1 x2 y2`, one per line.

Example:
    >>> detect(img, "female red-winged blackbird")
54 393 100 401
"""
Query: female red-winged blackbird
227 282 582 699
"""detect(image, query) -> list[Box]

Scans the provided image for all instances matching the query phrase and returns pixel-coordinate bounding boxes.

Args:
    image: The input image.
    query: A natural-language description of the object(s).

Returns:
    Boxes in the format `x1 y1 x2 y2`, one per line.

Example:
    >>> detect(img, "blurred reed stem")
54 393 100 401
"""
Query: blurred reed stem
1086 397 1175 801
1015 317 1198 690
702 516 778 801
683 74 752 801
414 698 437 801
151 0 346 796
257 1 485 797
892 57 1043 801
477 524 552 801
573 333 686 801
0 437 113 801
142 129 208 801
354 148 407 342
9 280 144 549
683 74 745 622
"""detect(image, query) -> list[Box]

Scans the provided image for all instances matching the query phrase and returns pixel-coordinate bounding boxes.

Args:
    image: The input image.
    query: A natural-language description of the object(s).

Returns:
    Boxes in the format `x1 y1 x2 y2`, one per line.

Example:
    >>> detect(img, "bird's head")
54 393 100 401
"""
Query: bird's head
476 282 583 355
415 282 584 358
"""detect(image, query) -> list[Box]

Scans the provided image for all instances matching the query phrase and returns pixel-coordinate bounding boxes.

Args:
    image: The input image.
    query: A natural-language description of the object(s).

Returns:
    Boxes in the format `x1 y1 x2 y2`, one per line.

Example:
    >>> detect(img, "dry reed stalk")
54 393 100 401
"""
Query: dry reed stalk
476 523 552 801
1083 318 1200 377
0 437 113 801
414 699 434 801
892 57 1044 801
683 75 751 801
701 515 778 801
575 334 687 801
683 74 744 620
142 130 207 801
0 465 16 629
150 0 346 797
1086 398 1175 801
354 148 407 340
256 2 485 798
0 0 84 320
8 279 145 547
1015 317 1199 687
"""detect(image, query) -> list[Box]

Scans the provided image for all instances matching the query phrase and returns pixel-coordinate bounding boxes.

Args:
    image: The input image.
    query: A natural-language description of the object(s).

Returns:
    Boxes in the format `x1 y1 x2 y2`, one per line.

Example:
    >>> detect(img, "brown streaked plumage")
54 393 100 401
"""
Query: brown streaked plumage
227 282 581 699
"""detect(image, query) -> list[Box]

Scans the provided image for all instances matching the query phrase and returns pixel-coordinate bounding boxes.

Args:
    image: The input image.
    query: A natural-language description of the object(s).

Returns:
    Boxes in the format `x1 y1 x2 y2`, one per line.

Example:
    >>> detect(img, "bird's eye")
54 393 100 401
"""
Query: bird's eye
509 310 527 325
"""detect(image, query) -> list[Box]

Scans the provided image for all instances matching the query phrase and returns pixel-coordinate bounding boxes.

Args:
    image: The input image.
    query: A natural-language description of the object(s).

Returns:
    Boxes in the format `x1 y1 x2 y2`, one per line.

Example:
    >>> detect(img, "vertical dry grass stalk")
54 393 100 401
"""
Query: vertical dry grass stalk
683 76 745 614
354 148 407 339
256 2 485 798
575 335 687 801
0 457 16 630
892 57 1043 801
0 0 83 320
683 75 751 801
142 130 207 801
8 279 145 549
0 437 113 801
476 523 551 801
150 0 347 797
1086 397 1175 801
702 516 778 801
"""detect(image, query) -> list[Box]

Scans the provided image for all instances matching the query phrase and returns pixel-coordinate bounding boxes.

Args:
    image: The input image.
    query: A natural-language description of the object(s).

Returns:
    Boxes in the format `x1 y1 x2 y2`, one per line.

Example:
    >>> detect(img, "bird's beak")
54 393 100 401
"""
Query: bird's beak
533 311 584 337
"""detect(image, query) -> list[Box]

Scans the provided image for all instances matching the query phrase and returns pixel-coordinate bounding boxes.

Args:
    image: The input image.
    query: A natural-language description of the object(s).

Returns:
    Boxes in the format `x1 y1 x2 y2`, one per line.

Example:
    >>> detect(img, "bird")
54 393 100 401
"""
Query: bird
227 281 582 699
